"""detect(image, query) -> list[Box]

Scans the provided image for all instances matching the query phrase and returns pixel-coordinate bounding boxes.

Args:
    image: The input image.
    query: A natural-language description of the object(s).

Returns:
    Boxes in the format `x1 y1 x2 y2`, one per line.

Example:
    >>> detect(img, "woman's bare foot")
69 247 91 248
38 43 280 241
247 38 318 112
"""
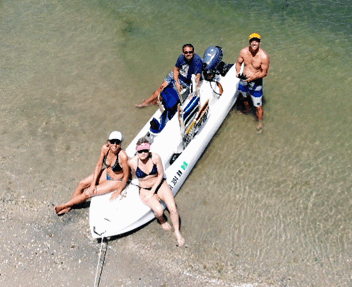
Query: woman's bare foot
256 122 263 134
175 231 185 247
54 206 71 215
160 221 172 231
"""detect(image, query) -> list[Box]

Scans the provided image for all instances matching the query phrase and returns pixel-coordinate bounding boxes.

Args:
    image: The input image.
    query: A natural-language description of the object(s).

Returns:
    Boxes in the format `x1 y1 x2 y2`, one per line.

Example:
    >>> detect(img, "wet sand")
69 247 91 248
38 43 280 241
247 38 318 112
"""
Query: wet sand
0 191 268 287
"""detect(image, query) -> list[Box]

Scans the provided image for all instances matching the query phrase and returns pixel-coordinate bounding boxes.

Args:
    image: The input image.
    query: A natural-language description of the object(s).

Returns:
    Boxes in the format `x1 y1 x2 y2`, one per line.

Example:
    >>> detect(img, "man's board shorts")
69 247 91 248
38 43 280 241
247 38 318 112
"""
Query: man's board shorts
238 78 264 107
165 71 189 89
164 71 190 101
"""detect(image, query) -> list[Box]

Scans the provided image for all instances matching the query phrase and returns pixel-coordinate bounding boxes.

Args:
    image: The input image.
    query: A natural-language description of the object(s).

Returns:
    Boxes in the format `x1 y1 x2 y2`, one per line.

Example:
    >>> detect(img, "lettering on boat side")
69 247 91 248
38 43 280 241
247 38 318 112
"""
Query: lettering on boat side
169 175 178 190
169 162 189 190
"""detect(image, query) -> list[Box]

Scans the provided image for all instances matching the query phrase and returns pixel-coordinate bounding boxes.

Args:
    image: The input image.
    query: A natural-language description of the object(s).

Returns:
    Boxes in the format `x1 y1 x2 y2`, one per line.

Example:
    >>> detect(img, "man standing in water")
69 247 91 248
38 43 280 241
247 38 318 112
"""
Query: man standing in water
135 44 202 108
236 33 270 134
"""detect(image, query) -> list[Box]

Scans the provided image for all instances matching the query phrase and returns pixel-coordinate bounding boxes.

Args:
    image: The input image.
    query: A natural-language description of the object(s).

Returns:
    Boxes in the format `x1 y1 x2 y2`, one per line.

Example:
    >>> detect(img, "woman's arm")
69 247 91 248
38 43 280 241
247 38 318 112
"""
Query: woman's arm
128 156 136 172
87 144 108 195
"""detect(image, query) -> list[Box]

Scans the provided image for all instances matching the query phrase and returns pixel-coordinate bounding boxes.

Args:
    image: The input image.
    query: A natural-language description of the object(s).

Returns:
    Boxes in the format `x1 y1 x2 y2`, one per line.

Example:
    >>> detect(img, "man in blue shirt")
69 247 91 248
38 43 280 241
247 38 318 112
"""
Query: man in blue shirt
136 44 203 108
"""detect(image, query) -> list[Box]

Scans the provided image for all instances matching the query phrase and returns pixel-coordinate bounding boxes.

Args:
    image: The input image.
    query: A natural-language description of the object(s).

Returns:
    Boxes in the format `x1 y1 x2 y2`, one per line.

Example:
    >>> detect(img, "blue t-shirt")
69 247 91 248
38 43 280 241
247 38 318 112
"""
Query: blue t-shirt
175 53 203 85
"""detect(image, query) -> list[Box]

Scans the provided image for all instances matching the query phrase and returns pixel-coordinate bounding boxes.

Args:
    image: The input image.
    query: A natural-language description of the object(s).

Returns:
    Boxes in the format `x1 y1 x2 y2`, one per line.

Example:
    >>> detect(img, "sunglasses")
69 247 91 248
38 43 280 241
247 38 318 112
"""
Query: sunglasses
137 149 150 154
183 51 194 55
109 139 121 145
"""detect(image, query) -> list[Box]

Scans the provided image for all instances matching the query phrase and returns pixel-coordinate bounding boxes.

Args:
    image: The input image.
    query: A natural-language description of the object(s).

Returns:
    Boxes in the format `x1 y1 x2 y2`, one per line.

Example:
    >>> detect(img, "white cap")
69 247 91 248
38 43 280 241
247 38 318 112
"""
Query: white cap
109 131 123 141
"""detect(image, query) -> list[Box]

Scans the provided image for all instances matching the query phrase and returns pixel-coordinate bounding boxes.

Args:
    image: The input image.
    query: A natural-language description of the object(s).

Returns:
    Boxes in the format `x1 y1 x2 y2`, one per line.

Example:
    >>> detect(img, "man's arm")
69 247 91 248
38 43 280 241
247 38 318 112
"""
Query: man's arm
236 50 245 77
173 66 180 81
193 55 203 84
195 73 201 83
173 66 182 92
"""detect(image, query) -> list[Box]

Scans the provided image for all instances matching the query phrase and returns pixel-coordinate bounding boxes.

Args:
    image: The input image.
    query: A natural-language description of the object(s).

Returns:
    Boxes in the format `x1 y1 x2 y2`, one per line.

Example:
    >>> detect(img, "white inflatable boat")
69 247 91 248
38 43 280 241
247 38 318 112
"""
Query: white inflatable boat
89 47 241 238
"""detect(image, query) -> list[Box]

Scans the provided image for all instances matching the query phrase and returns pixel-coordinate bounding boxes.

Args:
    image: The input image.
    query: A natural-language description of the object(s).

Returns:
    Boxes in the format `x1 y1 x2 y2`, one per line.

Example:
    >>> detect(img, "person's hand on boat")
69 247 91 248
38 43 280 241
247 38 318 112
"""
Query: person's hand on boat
236 71 244 78
120 190 127 198
109 191 121 201
188 92 195 100
175 81 182 93
236 72 248 81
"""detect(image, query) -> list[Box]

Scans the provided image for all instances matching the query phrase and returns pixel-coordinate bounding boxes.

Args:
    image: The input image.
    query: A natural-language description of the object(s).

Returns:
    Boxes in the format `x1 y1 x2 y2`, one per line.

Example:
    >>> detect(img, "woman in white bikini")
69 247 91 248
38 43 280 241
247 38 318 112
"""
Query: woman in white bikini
55 131 130 215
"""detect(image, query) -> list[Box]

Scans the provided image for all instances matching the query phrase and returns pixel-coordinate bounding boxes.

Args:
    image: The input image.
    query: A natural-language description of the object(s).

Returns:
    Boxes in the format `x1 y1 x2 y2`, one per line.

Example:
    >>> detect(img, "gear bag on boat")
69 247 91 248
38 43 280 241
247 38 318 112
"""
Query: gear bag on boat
149 83 181 134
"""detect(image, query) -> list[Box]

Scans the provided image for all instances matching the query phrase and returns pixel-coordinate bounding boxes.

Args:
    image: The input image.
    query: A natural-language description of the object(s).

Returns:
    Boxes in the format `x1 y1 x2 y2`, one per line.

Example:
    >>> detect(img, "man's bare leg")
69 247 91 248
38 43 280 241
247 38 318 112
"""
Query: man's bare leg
239 91 251 113
256 106 264 134
135 81 169 108
243 99 251 113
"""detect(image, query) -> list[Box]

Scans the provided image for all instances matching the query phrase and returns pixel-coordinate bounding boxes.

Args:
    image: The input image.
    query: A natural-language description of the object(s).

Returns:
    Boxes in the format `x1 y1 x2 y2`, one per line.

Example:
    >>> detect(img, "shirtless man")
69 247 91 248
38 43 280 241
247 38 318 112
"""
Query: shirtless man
236 33 270 133
135 44 202 108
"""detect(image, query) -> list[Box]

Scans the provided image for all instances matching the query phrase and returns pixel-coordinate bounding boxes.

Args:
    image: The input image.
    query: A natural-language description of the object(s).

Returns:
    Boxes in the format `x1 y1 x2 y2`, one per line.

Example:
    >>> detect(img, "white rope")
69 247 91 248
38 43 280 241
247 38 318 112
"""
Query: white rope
94 236 106 287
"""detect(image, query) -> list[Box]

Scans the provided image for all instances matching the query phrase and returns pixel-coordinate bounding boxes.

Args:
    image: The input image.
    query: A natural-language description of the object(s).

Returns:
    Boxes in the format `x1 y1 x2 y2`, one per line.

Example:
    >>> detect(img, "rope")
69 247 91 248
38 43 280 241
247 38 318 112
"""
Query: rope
94 236 107 287
209 81 222 96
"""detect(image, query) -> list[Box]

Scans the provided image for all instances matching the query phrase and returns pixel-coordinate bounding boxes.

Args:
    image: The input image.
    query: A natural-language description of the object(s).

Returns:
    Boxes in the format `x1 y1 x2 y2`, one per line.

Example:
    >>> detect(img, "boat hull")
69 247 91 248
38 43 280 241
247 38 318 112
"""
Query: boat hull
89 65 239 238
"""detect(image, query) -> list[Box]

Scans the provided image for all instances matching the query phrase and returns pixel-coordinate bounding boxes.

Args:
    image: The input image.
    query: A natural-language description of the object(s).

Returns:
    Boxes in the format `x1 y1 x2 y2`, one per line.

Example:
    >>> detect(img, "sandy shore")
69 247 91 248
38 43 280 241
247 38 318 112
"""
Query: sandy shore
0 192 270 287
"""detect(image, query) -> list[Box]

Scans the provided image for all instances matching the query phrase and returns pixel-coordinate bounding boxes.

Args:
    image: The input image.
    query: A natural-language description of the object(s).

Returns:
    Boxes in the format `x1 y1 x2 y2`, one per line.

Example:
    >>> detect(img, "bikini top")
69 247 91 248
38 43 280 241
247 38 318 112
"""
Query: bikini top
136 158 158 179
103 150 123 172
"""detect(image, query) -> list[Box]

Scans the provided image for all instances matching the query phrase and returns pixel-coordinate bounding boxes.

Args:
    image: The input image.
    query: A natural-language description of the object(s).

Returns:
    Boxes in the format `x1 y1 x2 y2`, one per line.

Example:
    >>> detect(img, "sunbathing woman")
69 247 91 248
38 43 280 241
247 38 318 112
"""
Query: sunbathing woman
55 131 130 215
128 136 185 247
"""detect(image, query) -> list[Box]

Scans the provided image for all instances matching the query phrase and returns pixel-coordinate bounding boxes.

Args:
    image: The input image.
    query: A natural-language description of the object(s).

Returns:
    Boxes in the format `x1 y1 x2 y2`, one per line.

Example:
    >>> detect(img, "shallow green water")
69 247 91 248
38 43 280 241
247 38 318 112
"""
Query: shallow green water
0 0 351 286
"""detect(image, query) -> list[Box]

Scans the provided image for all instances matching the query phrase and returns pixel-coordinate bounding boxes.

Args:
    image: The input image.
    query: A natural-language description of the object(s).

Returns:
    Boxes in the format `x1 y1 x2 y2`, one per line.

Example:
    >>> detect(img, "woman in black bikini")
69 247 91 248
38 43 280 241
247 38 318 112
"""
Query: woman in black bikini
128 136 185 247
55 131 130 215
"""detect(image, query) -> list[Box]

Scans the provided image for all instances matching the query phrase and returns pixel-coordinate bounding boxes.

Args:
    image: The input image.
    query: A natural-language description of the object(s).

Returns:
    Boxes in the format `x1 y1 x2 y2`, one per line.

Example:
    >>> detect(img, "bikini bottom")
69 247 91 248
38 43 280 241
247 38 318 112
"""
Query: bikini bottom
139 178 165 195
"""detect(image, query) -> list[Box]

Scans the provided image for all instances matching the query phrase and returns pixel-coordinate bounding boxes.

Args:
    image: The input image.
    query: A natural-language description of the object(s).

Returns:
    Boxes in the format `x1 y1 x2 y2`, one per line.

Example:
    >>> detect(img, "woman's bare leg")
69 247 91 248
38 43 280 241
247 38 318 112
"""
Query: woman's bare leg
71 174 94 198
54 174 94 214
54 191 90 215
55 171 123 215
57 174 95 214
141 193 172 231
157 182 185 246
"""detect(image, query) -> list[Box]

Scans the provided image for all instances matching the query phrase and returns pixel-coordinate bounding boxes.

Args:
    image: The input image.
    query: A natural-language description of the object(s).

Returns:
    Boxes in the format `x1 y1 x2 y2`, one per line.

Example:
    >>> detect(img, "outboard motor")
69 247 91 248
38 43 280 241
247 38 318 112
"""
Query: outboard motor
202 46 232 81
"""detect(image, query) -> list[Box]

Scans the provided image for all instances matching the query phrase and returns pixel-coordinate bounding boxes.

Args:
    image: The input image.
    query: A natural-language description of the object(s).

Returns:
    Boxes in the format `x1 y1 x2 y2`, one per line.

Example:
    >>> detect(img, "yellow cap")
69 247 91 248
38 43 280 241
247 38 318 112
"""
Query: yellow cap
249 33 261 41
